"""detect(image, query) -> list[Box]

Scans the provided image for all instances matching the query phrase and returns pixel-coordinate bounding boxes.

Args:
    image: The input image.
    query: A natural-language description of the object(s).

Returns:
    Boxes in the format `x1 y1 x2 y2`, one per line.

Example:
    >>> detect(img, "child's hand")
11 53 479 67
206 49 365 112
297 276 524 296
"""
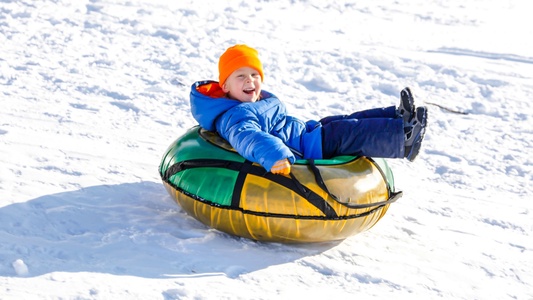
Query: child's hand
271 159 291 175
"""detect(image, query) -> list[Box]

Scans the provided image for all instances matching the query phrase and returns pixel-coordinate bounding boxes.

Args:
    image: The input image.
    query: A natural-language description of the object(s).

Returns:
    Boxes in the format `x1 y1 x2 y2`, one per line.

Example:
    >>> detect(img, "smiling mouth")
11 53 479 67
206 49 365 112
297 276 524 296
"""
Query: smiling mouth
243 88 255 94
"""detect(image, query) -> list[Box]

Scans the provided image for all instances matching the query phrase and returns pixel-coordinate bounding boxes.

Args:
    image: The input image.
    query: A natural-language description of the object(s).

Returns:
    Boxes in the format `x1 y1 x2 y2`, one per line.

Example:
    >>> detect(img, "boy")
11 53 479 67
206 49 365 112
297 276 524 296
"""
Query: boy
190 44 427 175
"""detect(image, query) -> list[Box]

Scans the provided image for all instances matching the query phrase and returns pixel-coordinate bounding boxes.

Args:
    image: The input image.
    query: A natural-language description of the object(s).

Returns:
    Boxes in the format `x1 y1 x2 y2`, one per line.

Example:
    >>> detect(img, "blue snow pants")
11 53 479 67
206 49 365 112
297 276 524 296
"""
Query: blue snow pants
320 106 405 158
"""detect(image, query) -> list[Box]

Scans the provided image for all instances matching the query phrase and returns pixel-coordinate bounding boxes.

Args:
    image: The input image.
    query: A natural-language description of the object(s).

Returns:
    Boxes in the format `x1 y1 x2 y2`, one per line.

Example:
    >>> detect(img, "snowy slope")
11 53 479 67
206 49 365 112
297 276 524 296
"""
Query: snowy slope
1 0 532 299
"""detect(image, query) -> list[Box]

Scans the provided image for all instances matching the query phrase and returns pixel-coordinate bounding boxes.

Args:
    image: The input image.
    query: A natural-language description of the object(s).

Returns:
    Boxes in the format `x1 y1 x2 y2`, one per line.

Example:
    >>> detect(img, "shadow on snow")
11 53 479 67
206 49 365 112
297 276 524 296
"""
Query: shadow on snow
0 182 338 279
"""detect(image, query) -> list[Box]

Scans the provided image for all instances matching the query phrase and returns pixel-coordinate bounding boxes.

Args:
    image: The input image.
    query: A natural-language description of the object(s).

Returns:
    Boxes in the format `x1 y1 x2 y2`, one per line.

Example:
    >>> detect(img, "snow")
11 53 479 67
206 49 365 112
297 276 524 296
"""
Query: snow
1 0 532 299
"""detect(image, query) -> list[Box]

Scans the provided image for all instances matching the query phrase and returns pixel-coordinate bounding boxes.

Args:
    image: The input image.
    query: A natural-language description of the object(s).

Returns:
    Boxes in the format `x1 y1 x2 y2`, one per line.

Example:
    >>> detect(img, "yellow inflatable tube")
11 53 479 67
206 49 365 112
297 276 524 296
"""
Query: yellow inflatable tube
159 126 402 243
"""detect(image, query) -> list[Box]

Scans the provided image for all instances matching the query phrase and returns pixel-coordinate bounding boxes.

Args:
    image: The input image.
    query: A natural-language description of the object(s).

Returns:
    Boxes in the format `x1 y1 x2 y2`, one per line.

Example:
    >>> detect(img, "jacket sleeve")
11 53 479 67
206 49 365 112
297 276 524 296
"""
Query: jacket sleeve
217 109 295 172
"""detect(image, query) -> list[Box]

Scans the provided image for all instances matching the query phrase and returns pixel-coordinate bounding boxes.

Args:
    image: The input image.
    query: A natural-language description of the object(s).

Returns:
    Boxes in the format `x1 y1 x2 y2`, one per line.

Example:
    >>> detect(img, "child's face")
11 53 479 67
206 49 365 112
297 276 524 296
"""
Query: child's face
222 66 262 102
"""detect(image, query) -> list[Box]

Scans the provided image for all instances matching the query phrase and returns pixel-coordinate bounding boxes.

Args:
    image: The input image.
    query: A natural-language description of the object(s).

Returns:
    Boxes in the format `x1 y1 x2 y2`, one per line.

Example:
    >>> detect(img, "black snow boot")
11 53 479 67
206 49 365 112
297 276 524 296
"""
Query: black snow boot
398 87 416 123
404 106 428 161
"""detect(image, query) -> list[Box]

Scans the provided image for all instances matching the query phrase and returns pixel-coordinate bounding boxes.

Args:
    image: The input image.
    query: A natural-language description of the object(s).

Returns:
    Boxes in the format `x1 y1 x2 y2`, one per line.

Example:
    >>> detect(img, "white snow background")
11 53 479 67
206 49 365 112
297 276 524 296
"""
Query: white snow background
1 0 532 299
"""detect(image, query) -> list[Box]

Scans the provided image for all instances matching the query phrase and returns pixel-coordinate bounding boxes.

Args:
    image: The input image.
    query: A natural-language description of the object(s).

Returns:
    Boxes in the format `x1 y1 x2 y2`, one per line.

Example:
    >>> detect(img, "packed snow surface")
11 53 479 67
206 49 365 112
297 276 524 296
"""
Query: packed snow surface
1 0 532 299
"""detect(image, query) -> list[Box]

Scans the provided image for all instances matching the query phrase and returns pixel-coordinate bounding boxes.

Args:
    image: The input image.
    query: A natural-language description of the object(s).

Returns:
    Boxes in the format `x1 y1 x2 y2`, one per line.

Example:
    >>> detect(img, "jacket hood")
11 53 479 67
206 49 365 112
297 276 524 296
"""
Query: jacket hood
190 81 241 131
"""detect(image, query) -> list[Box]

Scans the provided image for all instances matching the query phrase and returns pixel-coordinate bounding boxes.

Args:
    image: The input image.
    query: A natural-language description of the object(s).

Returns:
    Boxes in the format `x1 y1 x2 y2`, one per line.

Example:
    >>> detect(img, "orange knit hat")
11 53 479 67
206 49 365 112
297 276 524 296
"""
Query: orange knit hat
218 44 264 86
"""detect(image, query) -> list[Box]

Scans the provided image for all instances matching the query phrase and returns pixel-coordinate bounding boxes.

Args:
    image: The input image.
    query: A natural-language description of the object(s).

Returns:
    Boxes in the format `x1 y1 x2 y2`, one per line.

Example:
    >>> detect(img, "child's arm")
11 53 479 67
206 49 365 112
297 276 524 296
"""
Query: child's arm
225 125 295 173
215 99 297 173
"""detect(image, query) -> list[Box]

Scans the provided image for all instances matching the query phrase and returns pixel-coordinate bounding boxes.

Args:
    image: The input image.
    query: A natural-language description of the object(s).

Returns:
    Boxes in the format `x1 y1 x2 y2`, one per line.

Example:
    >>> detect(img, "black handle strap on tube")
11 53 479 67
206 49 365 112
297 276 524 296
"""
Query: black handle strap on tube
306 159 402 209
162 159 338 218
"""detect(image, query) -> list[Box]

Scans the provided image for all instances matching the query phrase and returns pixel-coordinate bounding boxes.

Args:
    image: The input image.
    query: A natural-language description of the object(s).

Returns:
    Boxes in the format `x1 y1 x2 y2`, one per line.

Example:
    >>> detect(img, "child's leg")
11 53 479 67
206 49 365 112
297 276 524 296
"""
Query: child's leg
319 106 397 126
322 117 404 158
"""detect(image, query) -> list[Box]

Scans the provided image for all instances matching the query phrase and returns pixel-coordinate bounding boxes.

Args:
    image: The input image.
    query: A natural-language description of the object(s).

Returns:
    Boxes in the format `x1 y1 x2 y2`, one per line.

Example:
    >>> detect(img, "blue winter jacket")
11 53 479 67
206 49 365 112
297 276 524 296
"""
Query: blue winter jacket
190 80 323 172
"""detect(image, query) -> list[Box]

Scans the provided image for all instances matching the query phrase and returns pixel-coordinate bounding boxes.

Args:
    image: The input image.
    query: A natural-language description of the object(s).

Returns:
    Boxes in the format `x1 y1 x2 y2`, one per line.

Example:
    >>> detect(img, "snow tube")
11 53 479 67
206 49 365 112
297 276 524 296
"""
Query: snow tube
159 126 402 243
